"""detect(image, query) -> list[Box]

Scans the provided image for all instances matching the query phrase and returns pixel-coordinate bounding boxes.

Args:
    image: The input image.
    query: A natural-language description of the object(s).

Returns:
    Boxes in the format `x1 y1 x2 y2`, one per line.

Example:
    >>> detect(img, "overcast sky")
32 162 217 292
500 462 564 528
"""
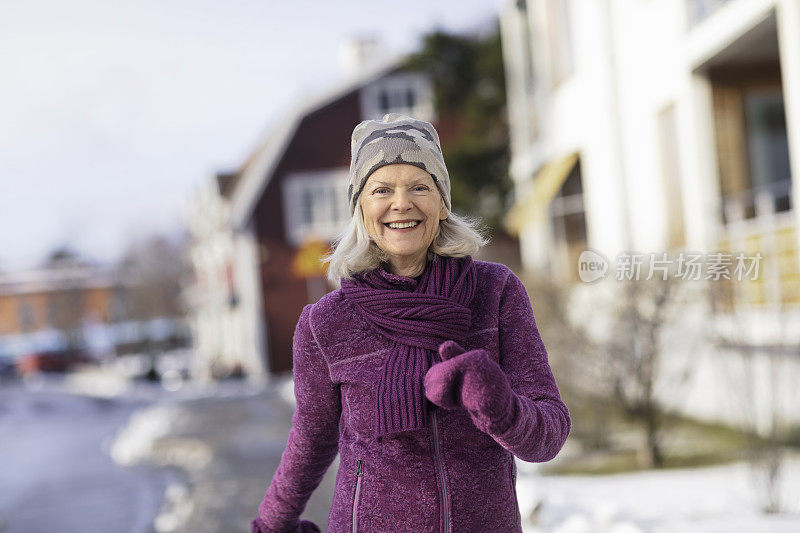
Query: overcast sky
0 0 500 269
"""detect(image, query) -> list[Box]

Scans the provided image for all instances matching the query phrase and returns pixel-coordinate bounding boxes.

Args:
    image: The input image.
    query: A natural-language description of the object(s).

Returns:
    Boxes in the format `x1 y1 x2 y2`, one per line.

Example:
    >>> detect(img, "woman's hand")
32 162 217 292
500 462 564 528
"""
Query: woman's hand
250 517 321 533
423 340 518 434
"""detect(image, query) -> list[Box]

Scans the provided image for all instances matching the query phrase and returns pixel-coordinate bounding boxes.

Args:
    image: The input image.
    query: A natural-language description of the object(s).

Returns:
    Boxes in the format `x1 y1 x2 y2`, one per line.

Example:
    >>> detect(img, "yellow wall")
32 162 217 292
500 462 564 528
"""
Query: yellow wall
0 286 116 336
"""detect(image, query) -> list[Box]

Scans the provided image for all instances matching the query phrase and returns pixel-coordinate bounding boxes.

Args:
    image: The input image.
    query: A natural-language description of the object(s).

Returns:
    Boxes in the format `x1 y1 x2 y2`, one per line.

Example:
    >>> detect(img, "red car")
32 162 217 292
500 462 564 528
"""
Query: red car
16 349 95 375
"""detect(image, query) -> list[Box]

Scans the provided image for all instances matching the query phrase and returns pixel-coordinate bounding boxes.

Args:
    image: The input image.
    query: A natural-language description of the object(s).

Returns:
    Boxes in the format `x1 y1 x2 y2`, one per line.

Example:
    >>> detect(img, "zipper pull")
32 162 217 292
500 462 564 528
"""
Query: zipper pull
356 459 362 476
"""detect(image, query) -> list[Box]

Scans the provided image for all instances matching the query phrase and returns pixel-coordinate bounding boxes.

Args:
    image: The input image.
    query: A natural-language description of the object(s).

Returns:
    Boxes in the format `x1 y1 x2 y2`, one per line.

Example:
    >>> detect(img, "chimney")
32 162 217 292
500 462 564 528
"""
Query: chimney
338 37 388 77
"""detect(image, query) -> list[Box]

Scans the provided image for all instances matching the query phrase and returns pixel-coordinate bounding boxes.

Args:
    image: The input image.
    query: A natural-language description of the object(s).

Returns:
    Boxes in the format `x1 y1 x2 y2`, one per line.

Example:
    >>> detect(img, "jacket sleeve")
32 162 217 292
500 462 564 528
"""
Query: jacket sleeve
255 303 341 532
484 268 572 463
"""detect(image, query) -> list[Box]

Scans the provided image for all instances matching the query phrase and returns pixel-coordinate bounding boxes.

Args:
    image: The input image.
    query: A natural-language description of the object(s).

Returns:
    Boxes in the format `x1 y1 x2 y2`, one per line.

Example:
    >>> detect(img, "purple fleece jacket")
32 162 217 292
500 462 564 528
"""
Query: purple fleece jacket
253 260 571 532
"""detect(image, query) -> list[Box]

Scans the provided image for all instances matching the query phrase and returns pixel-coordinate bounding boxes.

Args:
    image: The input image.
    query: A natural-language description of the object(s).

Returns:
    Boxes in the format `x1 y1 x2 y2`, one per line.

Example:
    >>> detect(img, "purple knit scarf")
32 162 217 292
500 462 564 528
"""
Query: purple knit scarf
341 254 477 437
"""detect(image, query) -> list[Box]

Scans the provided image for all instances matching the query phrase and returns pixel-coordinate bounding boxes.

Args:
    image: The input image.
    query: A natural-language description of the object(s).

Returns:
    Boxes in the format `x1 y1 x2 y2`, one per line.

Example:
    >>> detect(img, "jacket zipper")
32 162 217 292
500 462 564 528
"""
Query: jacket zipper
352 459 363 533
430 409 450 533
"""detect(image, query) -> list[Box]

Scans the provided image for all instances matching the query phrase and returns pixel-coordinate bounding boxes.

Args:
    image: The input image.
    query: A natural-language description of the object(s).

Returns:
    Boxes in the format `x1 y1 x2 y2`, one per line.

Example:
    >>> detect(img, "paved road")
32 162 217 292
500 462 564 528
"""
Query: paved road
146 380 338 532
0 378 176 533
0 375 336 533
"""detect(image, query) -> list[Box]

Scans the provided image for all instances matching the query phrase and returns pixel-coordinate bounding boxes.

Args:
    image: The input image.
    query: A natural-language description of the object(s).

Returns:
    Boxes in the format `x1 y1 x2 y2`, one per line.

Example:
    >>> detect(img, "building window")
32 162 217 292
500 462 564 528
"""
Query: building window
406 87 416 108
283 169 351 247
361 73 435 122
300 188 314 226
712 77 792 224
549 159 587 283
19 299 35 333
545 0 574 86
110 288 128 323
225 262 239 308
378 89 391 113
516 0 536 93
657 103 686 248
687 0 733 27
377 85 416 114
502 0 539 145
47 294 58 329
743 88 792 212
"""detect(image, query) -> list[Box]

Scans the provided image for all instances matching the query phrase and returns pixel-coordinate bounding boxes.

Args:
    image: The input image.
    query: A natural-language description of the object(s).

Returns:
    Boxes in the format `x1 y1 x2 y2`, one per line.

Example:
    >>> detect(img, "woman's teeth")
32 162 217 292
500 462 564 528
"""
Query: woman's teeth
386 221 420 229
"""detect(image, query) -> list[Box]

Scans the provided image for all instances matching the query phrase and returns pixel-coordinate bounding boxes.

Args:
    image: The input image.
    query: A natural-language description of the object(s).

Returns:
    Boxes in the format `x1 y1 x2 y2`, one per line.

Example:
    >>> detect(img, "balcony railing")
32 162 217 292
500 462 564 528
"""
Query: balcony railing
721 178 793 225
716 178 799 311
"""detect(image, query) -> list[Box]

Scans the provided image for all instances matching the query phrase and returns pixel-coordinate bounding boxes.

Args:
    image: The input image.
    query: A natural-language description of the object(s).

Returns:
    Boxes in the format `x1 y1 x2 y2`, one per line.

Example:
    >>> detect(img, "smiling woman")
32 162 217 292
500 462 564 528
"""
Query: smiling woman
358 164 448 277
250 114 572 533
322 113 490 283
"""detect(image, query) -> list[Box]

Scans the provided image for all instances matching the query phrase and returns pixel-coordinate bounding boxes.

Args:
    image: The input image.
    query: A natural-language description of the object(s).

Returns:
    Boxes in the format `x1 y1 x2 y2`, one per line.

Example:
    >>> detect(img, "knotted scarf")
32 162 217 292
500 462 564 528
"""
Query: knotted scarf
340 254 477 437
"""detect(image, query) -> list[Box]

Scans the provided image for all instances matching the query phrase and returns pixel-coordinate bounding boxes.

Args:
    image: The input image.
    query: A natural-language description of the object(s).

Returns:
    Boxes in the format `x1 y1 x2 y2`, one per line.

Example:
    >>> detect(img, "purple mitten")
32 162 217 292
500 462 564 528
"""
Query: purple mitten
250 517 321 533
424 340 518 434
298 520 322 533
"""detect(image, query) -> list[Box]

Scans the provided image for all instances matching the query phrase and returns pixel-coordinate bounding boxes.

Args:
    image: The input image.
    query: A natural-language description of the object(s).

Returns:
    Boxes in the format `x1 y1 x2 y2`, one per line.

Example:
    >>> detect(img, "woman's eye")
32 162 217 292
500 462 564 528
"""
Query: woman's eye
373 185 426 194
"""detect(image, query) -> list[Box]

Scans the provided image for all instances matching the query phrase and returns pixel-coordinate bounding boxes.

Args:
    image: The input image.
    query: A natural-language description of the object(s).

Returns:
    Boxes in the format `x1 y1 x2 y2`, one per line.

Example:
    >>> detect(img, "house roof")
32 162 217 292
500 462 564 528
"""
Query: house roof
0 263 121 296
228 53 407 231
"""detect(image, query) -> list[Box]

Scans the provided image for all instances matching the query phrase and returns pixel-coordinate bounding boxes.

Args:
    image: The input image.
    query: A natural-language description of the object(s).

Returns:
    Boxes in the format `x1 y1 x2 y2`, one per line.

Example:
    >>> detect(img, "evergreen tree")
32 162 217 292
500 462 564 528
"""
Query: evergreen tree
404 24 512 233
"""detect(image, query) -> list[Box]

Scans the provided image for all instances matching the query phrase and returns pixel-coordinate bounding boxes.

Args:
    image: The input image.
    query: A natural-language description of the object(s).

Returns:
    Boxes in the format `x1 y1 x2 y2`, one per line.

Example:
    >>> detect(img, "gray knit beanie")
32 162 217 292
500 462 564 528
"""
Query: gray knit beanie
347 113 451 216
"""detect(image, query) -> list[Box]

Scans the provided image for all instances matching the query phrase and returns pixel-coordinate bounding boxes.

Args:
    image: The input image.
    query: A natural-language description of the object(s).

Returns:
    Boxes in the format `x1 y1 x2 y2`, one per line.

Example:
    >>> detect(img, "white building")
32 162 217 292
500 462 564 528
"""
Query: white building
499 0 800 432
185 172 268 382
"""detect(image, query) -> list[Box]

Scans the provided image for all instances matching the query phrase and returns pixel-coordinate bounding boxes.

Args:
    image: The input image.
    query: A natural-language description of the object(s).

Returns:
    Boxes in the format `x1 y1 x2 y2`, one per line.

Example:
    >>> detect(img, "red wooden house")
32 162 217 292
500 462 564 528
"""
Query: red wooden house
223 57 443 375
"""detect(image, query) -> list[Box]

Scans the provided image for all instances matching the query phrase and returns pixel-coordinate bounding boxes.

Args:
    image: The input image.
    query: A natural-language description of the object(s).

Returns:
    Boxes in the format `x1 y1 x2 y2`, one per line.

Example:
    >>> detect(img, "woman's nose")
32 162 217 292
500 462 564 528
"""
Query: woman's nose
391 190 413 210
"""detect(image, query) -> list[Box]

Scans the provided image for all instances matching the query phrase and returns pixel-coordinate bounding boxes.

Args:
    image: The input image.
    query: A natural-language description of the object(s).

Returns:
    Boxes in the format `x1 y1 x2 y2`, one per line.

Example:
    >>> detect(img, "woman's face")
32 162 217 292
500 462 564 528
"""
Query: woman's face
359 164 448 275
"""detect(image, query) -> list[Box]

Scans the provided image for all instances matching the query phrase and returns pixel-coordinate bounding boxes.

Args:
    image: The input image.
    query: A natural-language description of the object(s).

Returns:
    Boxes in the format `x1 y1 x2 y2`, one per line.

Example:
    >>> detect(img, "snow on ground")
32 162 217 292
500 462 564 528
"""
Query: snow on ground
92 368 800 533
110 403 179 466
516 451 800 533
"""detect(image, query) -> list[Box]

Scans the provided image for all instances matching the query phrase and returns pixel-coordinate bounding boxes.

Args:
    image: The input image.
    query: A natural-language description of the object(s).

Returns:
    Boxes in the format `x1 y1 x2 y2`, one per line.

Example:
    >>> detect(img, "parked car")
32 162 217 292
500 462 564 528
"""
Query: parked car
0 356 18 381
16 349 95 375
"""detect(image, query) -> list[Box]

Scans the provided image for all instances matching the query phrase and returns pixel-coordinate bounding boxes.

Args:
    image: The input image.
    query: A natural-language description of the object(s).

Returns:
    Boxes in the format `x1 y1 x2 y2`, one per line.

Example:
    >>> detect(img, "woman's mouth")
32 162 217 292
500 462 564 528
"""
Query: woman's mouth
384 220 421 232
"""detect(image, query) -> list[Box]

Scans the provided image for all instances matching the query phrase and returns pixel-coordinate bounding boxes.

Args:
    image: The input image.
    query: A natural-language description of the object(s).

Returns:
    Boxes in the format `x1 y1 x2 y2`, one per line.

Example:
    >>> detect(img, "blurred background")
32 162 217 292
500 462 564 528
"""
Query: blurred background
1 0 800 531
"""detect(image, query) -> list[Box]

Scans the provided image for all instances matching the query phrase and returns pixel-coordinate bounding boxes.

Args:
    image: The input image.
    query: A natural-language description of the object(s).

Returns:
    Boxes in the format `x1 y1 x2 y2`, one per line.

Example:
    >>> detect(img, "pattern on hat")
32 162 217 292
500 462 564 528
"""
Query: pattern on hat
347 114 451 216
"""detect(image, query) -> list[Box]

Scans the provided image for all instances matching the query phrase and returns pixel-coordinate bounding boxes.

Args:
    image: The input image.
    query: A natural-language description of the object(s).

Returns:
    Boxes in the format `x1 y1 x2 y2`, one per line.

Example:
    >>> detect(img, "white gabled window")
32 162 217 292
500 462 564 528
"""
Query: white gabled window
283 169 350 247
360 73 435 121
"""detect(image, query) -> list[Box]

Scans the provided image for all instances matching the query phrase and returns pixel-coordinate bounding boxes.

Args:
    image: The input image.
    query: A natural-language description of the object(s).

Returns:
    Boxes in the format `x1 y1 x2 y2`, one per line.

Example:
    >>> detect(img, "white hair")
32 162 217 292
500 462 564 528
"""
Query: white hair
322 200 491 288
